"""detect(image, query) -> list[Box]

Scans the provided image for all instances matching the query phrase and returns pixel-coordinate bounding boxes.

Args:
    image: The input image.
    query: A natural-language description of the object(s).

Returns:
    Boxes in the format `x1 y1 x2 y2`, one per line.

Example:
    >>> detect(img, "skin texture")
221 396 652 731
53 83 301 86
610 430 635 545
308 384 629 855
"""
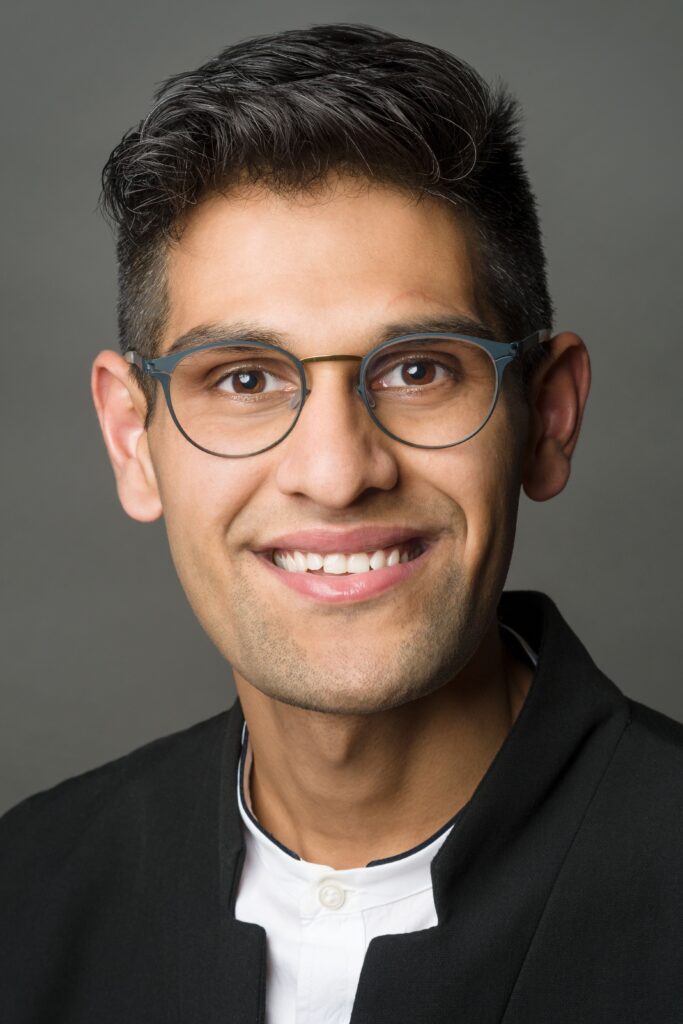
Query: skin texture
92 176 591 868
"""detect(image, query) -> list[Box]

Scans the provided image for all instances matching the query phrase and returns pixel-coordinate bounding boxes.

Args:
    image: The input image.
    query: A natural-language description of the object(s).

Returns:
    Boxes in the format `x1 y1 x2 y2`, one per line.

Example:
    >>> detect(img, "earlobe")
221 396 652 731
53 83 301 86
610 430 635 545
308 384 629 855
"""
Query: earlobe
90 350 163 522
521 332 591 502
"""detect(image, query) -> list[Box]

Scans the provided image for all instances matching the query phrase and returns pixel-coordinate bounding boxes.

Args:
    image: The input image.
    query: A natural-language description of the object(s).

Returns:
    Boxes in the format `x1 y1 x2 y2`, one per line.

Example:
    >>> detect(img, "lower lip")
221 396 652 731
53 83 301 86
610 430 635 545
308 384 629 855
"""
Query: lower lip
254 545 432 604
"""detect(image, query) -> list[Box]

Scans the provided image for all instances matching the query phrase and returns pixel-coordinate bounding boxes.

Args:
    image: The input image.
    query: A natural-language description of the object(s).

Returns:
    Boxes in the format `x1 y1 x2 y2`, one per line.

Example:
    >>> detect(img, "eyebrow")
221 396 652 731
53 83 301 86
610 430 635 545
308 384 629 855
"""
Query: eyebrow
163 313 497 357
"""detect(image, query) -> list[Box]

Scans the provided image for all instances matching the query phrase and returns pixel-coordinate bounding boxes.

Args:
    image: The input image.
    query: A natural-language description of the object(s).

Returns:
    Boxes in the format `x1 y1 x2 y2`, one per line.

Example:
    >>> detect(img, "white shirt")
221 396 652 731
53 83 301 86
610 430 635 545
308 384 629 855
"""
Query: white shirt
234 622 538 1024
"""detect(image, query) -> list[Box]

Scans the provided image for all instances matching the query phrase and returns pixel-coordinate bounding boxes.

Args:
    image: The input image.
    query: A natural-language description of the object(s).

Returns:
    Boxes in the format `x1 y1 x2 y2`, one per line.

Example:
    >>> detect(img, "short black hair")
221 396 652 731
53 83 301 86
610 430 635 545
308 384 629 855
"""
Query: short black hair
101 22 553 423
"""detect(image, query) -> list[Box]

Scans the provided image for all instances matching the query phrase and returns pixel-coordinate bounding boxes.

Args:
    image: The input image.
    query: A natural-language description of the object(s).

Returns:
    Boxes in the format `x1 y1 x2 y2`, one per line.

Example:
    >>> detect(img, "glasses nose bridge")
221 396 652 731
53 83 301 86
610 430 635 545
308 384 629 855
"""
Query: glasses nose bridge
299 353 365 368
298 352 367 404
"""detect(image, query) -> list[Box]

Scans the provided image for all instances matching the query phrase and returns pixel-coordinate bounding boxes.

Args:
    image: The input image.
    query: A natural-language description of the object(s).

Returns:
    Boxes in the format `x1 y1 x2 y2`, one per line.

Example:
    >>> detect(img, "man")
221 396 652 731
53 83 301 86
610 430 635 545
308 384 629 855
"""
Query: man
1 22 681 1024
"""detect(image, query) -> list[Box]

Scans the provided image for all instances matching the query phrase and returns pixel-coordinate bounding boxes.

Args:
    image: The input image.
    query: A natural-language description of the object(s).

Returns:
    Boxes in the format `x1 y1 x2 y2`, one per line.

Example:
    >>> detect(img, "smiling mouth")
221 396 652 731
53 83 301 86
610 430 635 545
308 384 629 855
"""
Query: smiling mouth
269 538 427 575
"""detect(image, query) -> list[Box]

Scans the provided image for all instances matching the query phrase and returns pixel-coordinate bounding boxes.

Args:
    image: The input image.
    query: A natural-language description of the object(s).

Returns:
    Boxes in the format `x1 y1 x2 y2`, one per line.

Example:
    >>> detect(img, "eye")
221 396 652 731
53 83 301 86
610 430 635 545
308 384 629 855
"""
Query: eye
214 367 290 395
370 356 459 391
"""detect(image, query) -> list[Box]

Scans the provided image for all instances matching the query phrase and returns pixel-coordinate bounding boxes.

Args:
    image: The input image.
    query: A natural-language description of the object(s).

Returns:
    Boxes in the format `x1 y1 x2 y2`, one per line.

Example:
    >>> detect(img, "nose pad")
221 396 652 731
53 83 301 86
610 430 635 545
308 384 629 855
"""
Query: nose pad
358 383 376 411
288 387 309 411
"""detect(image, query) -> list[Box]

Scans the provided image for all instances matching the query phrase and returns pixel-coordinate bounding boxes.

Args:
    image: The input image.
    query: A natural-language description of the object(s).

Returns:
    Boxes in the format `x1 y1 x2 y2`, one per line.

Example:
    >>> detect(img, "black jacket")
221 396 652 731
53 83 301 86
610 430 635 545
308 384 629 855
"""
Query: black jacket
1 590 682 1023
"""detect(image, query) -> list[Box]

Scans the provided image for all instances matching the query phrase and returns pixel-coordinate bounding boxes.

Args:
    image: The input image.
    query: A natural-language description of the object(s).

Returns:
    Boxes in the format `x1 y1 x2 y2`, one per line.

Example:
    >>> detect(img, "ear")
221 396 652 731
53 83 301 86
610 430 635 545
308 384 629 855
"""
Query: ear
90 350 163 522
521 331 591 502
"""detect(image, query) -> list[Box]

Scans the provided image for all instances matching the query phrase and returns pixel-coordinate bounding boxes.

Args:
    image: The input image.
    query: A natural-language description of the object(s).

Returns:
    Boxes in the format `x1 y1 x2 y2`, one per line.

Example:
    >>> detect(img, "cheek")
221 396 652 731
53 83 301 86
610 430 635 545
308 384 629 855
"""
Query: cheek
444 424 522 579
150 434 262 587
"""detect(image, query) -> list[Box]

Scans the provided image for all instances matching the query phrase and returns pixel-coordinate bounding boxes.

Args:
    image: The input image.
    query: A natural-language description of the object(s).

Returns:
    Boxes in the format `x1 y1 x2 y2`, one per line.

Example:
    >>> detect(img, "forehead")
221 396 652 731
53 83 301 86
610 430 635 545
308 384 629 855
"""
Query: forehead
162 178 483 353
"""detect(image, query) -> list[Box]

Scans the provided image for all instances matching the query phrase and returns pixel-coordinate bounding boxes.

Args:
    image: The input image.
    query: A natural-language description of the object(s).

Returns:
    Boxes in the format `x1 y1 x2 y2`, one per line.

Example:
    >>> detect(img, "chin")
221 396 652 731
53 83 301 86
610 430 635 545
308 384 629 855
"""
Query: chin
272 691 419 717
260 668 447 717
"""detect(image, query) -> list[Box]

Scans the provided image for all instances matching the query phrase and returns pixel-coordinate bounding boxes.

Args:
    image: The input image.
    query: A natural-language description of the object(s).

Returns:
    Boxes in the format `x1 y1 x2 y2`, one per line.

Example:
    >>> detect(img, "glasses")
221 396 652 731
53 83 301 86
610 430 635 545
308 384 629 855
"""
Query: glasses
125 329 551 458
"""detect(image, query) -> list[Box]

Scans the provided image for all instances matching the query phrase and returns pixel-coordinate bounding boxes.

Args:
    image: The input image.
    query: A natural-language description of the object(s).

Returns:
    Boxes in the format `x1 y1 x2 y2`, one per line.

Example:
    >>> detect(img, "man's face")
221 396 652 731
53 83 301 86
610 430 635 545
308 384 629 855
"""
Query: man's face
144 178 529 714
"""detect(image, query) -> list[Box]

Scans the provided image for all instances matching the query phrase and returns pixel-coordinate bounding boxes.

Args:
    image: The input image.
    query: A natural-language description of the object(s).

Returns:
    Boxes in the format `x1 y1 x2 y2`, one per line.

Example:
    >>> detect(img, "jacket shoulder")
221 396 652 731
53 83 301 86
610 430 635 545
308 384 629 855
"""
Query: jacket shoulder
626 696 683 752
0 709 233 880
621 696 683 790
582 695 683 849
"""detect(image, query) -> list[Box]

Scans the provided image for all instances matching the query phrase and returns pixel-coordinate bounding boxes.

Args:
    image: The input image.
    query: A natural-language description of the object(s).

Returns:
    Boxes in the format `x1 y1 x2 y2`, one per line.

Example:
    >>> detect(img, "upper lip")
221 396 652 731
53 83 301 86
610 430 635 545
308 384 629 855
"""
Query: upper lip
254 526 434 555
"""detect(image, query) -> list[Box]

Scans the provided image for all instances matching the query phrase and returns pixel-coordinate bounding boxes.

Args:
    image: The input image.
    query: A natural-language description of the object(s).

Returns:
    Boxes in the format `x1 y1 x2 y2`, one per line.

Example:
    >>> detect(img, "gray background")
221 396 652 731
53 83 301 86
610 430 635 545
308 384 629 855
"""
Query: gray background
1 0 681 814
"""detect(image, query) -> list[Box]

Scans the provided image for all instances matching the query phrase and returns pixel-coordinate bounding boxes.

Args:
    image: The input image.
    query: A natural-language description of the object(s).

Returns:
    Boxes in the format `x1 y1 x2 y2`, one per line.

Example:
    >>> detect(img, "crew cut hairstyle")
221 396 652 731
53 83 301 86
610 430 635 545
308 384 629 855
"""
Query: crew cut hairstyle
101 22 554 425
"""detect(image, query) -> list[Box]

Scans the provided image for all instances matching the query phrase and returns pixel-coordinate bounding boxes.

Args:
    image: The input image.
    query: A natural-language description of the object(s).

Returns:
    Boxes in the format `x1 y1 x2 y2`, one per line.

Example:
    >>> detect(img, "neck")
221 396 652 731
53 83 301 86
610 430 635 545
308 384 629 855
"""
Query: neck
234 622 533 869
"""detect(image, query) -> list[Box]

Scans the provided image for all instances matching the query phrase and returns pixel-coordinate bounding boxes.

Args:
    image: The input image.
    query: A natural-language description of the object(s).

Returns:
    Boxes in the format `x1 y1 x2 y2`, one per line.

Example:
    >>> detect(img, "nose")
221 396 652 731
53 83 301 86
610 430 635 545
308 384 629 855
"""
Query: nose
273 367 399 508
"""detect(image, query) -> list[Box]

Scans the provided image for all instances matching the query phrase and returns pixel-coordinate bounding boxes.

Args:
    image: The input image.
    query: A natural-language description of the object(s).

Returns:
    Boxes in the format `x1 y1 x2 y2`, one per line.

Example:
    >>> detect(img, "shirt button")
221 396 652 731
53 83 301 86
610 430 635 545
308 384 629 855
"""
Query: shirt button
318 881 346 910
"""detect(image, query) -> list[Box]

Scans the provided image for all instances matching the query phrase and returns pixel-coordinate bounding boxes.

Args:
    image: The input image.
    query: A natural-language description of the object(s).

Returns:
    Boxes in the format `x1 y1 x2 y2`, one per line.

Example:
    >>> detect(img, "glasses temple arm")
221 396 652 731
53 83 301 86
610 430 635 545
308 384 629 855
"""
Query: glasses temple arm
514 329 552 356
124 350 145 370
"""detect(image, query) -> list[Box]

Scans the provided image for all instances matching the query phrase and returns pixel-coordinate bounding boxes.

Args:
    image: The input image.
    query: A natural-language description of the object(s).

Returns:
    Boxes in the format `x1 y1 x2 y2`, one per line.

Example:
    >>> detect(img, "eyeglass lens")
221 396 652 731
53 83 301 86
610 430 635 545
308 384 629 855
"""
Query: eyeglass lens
167 337 498 456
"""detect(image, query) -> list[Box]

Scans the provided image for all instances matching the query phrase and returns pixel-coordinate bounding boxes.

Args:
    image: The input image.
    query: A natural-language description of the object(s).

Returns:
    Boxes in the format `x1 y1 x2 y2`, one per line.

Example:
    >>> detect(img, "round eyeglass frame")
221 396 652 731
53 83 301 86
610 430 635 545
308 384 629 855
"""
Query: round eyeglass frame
124 329 552 458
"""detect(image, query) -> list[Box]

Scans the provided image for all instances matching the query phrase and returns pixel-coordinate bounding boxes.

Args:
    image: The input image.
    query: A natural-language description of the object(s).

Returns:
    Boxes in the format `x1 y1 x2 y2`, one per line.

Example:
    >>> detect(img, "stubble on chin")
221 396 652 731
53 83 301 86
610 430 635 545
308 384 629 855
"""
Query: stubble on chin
225 557 489 716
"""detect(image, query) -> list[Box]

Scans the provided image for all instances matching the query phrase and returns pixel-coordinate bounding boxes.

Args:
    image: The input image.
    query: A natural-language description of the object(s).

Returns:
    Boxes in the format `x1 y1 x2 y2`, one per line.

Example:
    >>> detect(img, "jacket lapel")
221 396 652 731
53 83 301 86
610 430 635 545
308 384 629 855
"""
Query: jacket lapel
168 700 266 1024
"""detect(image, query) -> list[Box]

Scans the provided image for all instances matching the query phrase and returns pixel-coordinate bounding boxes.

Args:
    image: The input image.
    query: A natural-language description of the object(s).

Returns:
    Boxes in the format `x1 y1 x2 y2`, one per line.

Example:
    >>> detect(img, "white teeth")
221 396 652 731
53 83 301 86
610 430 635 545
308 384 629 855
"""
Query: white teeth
293 551 308 573
322 553 347 575
369 549 387 570
387 548 400 567
273 541 423 575
347 552 370 573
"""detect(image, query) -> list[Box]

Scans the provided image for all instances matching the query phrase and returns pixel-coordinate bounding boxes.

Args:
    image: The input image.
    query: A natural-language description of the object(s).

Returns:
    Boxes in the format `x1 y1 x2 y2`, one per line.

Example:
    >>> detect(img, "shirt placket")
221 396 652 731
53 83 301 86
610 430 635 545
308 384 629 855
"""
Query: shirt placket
297 876 366 1024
